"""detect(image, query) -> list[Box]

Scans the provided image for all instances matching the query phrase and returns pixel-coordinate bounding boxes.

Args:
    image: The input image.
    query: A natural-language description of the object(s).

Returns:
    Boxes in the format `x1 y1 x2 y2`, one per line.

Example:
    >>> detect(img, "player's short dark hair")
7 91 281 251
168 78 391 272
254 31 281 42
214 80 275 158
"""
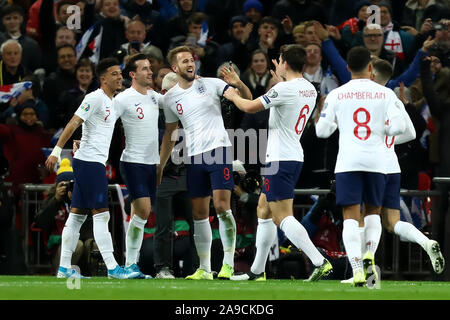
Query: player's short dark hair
347 46 371 73
125 53 148 73
372 58 393 83
1 4 24 18
96 57 120 77
280 44 306 73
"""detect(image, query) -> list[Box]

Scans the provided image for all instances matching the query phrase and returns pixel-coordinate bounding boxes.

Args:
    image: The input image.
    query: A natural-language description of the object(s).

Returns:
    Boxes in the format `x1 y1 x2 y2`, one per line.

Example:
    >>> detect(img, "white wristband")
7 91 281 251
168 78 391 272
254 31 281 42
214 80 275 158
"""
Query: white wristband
50 146 62 159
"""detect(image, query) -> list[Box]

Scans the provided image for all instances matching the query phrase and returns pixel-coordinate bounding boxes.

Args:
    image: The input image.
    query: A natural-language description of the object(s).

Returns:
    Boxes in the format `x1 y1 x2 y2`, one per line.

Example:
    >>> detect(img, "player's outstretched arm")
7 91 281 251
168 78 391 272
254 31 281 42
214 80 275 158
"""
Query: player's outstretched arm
157 121 179 185
223 87 264 114
45 115 84 172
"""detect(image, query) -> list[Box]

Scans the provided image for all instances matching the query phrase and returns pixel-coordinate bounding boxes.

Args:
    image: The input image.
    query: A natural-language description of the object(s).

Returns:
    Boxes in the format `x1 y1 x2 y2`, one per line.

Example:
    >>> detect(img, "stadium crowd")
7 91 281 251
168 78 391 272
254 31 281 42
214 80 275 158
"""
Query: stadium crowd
0 0 449 281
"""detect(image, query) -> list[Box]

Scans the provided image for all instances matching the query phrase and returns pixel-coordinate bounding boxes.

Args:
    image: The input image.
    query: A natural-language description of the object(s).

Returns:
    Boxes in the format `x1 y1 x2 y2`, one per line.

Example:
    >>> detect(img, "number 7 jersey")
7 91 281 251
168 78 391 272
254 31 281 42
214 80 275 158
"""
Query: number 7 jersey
316 79 405 173
258 77 317 163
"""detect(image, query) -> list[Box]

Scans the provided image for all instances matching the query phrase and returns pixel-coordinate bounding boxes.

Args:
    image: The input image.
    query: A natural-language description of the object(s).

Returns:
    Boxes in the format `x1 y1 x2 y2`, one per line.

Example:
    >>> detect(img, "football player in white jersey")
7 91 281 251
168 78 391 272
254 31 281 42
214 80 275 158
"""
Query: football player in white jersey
316 46 406 286
114 53 164 279
45 58 140 279
224 44 333 282
158 46 252 280
341 58 445 284
370 59 444 273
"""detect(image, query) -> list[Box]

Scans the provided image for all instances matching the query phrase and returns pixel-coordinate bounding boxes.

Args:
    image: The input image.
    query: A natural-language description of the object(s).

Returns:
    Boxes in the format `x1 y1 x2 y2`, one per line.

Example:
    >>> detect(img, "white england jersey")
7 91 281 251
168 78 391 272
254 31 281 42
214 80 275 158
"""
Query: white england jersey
114 87 163 165
384 101 416 174
161 78 231 157
259 78 317 162
74 88 117 166
316 79 405 173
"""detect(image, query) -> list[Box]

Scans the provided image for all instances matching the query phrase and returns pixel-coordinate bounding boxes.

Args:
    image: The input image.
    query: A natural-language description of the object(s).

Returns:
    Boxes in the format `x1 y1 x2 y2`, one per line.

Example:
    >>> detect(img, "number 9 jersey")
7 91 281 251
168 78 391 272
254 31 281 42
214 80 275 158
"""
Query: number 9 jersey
316 79 406 174
258 78 317 163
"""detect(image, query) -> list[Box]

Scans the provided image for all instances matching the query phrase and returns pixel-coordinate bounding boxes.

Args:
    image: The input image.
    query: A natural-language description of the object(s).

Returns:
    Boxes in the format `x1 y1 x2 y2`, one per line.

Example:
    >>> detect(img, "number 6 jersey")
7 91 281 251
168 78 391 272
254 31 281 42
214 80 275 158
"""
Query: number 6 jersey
316 79 406 173
258 77 317 163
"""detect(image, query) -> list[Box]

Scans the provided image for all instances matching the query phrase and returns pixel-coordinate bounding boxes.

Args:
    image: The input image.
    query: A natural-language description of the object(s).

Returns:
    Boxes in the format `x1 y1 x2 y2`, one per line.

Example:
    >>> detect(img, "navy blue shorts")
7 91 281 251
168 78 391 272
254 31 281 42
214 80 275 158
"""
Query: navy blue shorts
71 158 109 209
186 147 234 198
335 171 386 207
262 161 303 202
383 173 401 210
120 161 156 203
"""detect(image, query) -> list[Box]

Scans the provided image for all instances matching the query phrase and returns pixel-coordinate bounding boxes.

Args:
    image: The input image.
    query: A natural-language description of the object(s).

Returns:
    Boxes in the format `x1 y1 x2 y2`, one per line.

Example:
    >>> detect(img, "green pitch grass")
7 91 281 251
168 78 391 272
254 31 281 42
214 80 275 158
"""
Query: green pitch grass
1 276 450 300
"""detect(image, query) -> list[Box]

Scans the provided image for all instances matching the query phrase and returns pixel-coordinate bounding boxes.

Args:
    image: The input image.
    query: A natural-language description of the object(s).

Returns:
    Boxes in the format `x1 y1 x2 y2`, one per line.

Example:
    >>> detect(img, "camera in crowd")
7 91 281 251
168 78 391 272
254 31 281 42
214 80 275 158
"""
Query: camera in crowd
233 171 261 194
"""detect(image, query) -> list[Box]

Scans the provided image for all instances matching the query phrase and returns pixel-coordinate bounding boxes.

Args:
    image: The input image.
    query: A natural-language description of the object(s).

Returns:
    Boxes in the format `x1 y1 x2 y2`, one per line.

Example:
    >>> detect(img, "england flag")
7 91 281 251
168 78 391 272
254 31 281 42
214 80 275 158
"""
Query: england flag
0 81 32 102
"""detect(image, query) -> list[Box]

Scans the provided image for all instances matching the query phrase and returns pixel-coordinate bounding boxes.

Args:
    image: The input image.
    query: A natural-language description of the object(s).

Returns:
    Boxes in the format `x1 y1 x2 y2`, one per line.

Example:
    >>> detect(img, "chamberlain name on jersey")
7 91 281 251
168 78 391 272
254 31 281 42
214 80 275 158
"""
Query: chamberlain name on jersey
316 79 406 174
114 87 163 165
74 88 116 166
161 78 232 157
259 78 317 163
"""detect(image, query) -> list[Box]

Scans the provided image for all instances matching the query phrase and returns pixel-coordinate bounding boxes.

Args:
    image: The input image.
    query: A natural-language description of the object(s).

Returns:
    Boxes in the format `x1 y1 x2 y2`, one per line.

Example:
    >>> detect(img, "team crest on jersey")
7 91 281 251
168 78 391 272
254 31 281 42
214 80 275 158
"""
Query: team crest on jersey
80 102 90 112
197 82 206 95
267 89 278 98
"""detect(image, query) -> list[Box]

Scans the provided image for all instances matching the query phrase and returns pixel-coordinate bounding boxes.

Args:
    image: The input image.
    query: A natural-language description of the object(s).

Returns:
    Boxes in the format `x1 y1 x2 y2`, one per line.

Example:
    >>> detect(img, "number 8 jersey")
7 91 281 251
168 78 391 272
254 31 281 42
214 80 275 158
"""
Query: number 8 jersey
258 78 317 163
316 79 405 174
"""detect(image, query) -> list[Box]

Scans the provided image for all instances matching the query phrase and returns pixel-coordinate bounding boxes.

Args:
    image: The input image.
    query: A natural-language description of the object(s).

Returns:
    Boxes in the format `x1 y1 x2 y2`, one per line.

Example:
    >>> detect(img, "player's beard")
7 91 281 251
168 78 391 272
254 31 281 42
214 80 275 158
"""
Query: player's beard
179 69 195 82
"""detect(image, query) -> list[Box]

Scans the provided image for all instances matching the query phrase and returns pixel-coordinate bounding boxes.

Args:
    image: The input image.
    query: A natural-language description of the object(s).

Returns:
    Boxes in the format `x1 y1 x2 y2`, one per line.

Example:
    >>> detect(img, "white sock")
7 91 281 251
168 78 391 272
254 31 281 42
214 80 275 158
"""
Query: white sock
251 218 277 275
364 215 382 254
279 216 324 267
394 221 428 248
217 209 236 267
60 213 87 269
358 227 366 255
125 214 147 267
343 219 363 273
93 212 118 270
193 218 212 272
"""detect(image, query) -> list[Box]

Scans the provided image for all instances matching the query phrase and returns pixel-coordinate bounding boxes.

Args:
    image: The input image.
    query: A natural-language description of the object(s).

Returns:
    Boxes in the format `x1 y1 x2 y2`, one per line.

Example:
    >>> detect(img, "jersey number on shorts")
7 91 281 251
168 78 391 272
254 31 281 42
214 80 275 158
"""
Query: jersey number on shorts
136 107 144 119
223 167 230 181
295 105 310 134
353 108 371 141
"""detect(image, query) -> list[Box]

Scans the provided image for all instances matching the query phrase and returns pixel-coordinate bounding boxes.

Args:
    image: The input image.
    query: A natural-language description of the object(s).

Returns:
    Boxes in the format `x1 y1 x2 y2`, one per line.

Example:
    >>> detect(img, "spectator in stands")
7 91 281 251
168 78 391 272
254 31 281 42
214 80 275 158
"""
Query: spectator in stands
0 39 27 88
42 26 77 75
152 66 171 93
216 15 253 73
0 4 41 73
55 58 98 139
246 16 293 68
34 158 97 276
271 0 327 26
120 20 151 55
162 0 201 52
420 55 450 280
402 0 450 31
302 42 339 97
122 0 163 46
42 44 78 129
242 0 263 45
338 0 370 49
141 45 166 75
292 22 309 47
82 0 128 60
1 74 50 128
168 12 219 77
0 102 52 198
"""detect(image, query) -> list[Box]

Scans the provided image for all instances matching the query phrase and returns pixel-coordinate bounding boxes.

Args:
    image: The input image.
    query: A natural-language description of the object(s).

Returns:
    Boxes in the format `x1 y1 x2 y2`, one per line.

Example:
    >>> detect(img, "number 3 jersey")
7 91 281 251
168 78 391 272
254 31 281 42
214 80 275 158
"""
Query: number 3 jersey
316 79 405 174
74 88 117 166
258 78 317 163
114 87 163 165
